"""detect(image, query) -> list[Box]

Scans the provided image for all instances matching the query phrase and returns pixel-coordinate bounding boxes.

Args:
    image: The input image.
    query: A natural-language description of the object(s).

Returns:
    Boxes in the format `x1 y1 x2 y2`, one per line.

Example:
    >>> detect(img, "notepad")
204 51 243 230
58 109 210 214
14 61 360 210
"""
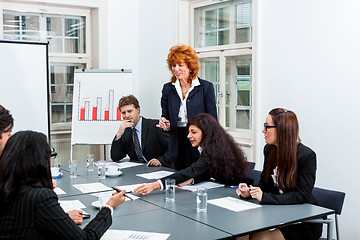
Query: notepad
136 170 174 180
208 196 261 212
73 182 112 193
101 229 170 240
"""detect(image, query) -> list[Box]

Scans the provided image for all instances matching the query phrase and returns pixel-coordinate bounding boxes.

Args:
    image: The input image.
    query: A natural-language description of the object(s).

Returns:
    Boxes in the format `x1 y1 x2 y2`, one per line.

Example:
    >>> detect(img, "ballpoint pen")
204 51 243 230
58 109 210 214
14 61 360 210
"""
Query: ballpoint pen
230 186 253 190
112 187 134 201
55 173 62 181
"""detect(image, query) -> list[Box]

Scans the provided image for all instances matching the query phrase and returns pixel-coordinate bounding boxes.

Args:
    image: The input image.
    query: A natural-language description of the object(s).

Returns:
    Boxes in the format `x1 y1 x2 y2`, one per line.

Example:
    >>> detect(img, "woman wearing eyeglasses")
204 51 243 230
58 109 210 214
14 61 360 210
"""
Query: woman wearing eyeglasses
236 108 322 240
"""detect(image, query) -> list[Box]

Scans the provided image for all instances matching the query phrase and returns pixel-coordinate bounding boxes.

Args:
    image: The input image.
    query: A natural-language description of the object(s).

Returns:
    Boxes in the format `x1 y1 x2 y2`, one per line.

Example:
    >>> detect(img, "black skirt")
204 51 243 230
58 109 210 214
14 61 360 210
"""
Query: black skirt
280 222 322 240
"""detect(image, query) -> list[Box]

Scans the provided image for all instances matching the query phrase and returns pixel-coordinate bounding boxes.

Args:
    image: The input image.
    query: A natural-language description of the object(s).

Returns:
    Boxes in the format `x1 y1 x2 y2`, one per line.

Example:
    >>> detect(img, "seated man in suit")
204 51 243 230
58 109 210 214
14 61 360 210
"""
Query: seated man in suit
111 95 172 168
0 105 14 156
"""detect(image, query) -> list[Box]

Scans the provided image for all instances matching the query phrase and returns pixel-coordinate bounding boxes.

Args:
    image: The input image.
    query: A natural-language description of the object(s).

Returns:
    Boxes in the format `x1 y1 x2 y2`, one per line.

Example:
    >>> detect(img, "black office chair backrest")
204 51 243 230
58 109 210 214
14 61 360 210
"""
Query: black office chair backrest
248 162 256 170
247 169 261 186
312 187 345 215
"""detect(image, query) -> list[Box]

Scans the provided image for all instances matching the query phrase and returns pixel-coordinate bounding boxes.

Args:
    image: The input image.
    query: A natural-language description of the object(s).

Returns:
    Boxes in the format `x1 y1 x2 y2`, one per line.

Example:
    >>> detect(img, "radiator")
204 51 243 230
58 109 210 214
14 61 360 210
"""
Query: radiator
51 138 93 165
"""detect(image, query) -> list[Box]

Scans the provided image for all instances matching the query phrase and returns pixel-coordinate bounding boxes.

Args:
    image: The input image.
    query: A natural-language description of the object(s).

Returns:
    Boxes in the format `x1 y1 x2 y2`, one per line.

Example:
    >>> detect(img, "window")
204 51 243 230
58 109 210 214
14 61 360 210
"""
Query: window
1 5 91 124
193 0 253 133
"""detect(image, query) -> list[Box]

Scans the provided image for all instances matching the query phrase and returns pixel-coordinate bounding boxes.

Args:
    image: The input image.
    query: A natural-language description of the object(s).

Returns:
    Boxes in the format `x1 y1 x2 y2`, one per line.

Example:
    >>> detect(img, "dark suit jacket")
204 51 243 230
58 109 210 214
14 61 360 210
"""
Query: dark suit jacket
160 78 217 163
160 156 252 187
258 143 318 204
110 117 171 167
0 188 111 239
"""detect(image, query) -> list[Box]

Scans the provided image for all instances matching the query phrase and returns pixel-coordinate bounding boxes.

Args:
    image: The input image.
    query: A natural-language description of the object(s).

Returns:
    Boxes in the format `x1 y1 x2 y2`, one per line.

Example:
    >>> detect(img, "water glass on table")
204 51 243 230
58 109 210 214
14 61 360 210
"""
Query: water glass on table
165 179 175 202
86 154 95 172
98 160 106 180
69 160 77 179
196 187 208 213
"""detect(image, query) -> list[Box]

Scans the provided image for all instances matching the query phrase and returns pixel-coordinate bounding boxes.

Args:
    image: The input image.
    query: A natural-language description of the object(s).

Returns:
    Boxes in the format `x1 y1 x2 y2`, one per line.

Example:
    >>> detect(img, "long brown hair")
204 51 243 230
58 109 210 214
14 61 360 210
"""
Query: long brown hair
264 108 300 191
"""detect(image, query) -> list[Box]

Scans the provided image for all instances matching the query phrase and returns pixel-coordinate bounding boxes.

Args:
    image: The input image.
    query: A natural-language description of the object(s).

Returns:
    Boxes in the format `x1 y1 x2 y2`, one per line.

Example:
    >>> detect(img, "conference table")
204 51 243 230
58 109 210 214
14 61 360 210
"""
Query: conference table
57 161 334 239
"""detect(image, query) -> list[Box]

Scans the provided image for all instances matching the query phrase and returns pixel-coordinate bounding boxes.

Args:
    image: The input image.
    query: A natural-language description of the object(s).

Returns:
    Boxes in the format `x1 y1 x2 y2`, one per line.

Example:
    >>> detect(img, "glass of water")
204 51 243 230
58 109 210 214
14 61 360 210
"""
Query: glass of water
86 154 95 172
98 160 106 180
165 178 175 202
197 187 207 212
69 160 77 179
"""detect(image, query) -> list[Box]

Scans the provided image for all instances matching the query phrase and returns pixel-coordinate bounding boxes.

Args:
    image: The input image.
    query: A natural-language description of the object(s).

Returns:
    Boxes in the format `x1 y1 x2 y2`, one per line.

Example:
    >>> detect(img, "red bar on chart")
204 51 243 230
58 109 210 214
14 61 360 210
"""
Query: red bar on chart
92 107 97 120
80 108 85 120
104 110 109 120
117 107 121 120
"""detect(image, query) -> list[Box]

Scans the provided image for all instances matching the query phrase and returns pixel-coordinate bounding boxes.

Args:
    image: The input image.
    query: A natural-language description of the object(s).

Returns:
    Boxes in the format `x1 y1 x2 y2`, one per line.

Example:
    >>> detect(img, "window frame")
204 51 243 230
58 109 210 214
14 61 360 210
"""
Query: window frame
187 0 258 162
0 0 106 132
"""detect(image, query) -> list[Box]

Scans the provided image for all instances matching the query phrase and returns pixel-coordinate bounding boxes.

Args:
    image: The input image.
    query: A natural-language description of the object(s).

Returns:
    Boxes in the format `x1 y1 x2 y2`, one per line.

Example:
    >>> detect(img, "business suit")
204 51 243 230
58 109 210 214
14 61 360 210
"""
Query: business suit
161 78 217 169
110 117 171 168
257 143 322 240
160 156 253 187
0 188 111 240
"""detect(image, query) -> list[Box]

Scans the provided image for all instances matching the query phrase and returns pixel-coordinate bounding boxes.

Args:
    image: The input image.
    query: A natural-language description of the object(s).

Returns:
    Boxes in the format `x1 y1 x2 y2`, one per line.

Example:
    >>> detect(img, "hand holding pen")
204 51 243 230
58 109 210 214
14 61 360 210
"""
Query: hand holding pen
156 117 170 130
111 187 134 201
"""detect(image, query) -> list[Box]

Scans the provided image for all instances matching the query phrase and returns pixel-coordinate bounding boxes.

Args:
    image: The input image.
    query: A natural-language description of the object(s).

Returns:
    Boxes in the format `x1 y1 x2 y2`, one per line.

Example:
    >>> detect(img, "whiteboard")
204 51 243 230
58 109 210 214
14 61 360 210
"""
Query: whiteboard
0 40 50 138
71 69 132 145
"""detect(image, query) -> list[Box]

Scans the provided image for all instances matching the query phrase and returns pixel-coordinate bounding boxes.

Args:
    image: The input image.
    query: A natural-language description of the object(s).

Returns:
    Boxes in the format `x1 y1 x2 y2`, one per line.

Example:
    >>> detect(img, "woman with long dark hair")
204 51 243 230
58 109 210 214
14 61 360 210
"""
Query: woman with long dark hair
0 131 126 239
134 113 251 195
237 108 322 240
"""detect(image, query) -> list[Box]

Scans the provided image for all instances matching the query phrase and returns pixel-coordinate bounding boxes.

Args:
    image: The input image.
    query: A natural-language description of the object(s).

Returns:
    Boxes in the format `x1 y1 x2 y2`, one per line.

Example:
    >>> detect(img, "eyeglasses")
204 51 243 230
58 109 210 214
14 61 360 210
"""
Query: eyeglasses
263 124 277 132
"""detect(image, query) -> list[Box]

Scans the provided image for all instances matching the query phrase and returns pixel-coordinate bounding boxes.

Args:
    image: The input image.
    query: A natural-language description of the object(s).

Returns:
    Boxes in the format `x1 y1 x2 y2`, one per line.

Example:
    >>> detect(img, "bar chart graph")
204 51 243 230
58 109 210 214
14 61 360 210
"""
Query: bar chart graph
71 69 132 145
78 90 122 121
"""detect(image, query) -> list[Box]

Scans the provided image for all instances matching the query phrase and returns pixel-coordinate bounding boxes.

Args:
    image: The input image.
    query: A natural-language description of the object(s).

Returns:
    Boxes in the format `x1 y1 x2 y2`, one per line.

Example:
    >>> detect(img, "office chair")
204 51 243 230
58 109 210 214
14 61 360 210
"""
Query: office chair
248 162 256 170
307 187 345 240
247 169 261 186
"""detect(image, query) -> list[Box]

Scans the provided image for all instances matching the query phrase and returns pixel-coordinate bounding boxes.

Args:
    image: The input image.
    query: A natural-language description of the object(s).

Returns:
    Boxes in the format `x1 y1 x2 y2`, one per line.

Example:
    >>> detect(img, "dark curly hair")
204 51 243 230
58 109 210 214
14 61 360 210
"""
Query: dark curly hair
187 113 248 181
0 105 14 138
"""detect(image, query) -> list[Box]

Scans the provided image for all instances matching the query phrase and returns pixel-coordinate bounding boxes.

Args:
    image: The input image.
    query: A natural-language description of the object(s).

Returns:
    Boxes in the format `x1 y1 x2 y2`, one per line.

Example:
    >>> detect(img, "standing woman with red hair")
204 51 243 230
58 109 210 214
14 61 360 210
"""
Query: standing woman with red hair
156 45 217 170
237 108 322 240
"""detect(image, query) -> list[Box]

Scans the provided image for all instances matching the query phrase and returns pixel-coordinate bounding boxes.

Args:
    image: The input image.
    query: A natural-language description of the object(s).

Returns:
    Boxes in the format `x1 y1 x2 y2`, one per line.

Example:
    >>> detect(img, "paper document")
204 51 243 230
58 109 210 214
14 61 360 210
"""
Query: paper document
73 182 112 193
59 200 86 212
136 170 174 180
101 230 170 240
208 196 261 212
95 161 143 169
54 187 66 195
91 190 139 201
177 181 224 192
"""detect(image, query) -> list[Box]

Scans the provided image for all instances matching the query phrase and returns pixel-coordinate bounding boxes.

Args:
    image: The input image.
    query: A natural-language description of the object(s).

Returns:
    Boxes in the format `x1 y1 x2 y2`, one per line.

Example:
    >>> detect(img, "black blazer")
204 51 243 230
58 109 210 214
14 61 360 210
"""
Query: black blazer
0 188 111 240
110 117 171 167
160 78 217 163
160 156 252 187
258 143 318 204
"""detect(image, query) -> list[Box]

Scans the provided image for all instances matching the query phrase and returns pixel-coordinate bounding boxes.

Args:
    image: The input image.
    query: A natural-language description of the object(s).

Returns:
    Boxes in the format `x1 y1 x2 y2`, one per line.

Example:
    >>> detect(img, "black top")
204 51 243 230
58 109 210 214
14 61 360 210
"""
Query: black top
160 156 253 187
0 188 112 240
160 78 217 163
258 143 318 204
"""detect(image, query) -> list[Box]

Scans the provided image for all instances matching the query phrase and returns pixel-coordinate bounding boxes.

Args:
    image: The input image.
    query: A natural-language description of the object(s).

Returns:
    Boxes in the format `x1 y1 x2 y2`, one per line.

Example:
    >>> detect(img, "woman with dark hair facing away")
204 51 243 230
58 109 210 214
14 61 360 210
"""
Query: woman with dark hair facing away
156 45 217 170
134 113 251 195
236 108 322 240
0 131 126 239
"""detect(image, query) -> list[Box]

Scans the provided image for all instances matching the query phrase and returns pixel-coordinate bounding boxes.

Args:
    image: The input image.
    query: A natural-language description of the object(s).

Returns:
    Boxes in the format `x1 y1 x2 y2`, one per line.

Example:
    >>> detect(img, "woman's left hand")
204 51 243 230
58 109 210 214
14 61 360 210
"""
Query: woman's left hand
249 186 263 202
177 178 193 187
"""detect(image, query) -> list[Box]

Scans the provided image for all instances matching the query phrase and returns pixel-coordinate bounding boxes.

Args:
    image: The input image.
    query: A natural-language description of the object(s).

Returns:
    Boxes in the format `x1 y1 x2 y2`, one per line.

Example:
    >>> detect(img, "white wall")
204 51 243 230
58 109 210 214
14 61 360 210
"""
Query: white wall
258 0 360 238
107 0 175 119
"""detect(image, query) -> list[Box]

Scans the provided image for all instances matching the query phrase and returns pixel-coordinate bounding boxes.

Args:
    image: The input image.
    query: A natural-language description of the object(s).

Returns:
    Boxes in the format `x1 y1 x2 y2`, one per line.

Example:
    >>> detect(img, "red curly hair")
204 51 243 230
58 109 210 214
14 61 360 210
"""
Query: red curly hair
167 45 199 83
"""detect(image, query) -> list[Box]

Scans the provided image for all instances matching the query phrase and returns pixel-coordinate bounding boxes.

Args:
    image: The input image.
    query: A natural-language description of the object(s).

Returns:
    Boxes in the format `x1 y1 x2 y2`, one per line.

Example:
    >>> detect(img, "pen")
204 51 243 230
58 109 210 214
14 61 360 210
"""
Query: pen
55 173 62 181
111 187 134 201
230 186 253 190
82 213 91 219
